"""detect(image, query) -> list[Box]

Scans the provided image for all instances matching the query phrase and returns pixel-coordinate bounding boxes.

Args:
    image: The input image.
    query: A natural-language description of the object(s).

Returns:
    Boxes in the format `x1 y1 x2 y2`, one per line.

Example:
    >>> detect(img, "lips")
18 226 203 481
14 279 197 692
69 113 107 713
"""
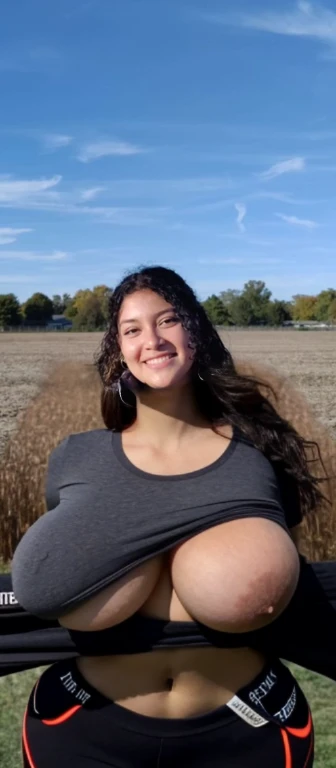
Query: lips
144 353 176 367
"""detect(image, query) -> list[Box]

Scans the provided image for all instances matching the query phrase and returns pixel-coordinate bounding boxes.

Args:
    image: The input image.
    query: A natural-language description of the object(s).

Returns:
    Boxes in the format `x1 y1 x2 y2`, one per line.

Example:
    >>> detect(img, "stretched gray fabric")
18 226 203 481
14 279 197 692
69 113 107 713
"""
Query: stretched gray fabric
12 427 301 620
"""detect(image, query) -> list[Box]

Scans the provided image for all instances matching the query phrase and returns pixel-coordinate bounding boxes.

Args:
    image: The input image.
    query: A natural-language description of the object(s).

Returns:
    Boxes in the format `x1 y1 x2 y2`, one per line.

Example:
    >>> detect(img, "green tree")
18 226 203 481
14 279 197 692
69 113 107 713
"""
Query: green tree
240 280 272 325
0 294 22 327
22 293 53 326
327 298 336 324
52 295 66 314
202 295 230 325
315 289 336 322
52 293 74 315
228 294 254 326
220 281 272 326
64 289 92 321
64 286 112 324
92 285 113 322
292 295 317 322
71 294 106 331
267 300 292 326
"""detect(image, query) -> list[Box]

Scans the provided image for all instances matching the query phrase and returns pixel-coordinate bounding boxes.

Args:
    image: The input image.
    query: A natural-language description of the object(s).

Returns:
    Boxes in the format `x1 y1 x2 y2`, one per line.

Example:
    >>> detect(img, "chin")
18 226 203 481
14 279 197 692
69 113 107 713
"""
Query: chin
145 374 190 391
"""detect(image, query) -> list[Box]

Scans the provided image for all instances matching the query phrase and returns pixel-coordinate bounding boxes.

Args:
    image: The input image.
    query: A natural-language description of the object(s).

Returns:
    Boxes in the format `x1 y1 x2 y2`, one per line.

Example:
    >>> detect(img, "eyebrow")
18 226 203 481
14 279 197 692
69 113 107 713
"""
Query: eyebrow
120 309 175 326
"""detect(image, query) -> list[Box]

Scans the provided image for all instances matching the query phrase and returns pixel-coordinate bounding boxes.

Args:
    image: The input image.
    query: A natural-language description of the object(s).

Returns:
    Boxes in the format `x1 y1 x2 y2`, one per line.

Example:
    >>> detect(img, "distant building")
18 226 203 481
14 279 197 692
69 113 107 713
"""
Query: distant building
46 314 73 330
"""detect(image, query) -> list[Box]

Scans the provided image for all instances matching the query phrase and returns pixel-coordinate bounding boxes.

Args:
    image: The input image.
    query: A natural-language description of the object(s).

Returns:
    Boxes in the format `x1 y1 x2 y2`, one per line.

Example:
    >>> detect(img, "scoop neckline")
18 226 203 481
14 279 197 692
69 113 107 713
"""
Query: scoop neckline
111 425 238 481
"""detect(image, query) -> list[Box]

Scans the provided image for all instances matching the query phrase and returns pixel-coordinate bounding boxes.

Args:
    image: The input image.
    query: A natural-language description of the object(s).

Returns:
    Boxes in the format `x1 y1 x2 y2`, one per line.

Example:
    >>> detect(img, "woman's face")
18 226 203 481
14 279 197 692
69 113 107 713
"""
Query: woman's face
117 289 195 390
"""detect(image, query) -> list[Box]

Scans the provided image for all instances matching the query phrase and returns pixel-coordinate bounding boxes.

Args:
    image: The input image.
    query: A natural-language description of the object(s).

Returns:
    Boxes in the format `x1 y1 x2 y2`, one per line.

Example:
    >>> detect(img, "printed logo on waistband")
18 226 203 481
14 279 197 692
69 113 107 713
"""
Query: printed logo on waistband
275 686 297 724
0 592 18 606
248 669 277 708
226 695 269 728
59 671 91 705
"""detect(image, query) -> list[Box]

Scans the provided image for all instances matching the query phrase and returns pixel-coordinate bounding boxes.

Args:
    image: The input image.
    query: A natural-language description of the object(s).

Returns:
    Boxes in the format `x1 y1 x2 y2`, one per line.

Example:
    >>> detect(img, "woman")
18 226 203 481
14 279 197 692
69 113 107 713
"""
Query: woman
12 265 325 767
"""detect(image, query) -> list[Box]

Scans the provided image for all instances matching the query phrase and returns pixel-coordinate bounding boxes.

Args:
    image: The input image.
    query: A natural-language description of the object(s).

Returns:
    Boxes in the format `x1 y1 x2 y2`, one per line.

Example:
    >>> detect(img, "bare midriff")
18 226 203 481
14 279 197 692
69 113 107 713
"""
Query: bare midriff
76 560 267 718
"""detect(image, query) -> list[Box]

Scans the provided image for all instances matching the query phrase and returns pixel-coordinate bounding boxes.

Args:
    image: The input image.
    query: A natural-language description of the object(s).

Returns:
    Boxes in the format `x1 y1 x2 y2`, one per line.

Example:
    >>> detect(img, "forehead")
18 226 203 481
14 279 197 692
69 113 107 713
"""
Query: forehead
119 289 173 321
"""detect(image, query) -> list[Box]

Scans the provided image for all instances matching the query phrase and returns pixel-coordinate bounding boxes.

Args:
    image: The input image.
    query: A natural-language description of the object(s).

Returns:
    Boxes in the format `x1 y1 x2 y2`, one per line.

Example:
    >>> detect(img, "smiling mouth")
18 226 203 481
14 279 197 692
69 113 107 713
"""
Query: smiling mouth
144 354 177 367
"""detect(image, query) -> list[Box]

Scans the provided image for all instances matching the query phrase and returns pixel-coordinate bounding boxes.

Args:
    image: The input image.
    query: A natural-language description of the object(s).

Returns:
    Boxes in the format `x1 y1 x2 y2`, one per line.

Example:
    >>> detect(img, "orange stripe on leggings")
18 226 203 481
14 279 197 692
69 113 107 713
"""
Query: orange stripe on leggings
42 704 82 725
22 706 37 768
286 712 312 739
281 729 292 768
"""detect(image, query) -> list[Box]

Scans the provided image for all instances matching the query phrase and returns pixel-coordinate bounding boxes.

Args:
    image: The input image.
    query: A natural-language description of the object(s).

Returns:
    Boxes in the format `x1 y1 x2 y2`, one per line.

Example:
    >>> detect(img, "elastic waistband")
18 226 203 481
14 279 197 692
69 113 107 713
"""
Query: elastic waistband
41 657 298 737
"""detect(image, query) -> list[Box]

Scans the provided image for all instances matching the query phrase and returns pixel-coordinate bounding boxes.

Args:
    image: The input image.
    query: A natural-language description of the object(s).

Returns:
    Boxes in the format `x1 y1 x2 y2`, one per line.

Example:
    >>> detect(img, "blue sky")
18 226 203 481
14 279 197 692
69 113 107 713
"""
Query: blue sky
1 0 336 303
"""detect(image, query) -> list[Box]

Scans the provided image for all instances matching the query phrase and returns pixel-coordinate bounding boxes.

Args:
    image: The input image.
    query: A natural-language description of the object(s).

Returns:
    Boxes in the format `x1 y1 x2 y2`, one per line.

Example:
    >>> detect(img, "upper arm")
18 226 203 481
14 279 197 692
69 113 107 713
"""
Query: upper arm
44 436 70 511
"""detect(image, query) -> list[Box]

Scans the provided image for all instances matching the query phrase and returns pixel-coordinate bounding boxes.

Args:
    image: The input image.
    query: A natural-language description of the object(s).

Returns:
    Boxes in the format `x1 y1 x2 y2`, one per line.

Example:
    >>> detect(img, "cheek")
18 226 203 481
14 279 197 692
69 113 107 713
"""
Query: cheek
121 339 141 363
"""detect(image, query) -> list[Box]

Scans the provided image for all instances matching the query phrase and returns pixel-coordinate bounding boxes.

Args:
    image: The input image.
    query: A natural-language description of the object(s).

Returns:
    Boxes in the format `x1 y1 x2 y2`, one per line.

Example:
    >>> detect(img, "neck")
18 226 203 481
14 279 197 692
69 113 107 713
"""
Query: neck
130 382 208 443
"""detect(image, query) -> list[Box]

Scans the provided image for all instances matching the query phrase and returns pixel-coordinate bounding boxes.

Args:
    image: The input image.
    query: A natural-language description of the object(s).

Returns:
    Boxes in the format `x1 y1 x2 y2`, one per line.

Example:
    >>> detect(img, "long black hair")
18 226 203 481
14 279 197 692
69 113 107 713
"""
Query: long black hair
94 265 328 518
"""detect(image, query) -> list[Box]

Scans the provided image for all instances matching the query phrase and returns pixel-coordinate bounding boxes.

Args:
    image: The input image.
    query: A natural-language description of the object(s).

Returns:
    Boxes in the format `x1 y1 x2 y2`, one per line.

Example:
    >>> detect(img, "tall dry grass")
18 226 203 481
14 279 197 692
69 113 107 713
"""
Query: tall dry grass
0 358 335 563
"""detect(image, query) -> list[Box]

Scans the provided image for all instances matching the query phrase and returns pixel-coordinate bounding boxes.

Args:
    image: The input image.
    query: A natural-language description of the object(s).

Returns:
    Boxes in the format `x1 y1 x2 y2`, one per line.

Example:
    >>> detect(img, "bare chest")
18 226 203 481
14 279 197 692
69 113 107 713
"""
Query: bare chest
139 555 194 621
121 429 232 476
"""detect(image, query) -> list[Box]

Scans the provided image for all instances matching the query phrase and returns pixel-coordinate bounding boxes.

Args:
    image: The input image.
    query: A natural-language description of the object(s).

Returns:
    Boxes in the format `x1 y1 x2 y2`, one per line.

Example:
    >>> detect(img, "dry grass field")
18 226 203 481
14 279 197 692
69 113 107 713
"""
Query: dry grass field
1 329 335 456
0 329 336 767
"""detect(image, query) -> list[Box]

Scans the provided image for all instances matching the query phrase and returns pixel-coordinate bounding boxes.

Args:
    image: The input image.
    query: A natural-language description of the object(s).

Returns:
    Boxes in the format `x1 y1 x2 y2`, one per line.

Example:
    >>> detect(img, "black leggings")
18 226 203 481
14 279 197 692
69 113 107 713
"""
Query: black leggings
23 658 314 767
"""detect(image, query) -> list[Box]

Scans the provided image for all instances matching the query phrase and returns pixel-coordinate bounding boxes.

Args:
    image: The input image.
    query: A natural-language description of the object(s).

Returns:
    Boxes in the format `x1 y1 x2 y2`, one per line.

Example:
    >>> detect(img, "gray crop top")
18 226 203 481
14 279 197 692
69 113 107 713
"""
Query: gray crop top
12 426 301 620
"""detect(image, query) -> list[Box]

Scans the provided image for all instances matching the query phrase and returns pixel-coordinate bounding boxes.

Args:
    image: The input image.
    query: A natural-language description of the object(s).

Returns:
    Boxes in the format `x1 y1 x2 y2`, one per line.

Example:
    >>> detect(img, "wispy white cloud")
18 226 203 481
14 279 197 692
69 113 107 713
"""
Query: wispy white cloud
241 2 336 44
80 186 105 201
201 3 336 47
43 134 73 151
234 202 247 232
0 227 33 245
0 250 69 262
275 213 319 228
77 140 145 163
0 175 61 203
259 157 306 180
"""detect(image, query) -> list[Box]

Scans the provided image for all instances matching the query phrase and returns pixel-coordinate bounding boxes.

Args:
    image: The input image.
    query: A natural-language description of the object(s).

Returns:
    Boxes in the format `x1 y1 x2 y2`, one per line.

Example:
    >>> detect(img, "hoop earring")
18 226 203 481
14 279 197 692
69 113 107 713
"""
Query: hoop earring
198 371 205 381
117 378 133 408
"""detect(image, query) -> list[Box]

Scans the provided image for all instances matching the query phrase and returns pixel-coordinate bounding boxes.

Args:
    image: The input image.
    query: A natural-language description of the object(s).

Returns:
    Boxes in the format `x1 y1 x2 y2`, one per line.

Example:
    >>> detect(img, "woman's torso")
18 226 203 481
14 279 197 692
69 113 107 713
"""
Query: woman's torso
76 425 286 718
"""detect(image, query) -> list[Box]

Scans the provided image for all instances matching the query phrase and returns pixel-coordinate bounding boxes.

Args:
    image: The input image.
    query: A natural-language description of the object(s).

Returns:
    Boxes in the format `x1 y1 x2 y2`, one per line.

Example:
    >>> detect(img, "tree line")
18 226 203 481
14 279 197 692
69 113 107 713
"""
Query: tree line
0 281 336 330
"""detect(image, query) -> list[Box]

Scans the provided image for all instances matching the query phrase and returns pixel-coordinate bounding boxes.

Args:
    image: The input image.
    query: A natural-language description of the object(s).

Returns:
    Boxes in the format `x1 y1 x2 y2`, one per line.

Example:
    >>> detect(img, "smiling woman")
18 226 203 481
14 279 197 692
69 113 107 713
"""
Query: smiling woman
12 265 322 768
118 292 193 388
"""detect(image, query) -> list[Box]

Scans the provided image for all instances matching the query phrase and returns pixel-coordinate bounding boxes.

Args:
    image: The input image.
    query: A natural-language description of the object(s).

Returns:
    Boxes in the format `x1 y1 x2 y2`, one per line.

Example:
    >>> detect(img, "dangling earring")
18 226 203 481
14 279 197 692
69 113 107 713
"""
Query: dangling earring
117 378 133 407
198 370 205 381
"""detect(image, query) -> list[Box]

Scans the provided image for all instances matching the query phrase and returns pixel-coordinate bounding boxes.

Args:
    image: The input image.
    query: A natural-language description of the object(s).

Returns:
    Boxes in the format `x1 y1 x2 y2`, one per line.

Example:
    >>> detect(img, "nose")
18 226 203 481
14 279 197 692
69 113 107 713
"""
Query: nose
143 325 164 349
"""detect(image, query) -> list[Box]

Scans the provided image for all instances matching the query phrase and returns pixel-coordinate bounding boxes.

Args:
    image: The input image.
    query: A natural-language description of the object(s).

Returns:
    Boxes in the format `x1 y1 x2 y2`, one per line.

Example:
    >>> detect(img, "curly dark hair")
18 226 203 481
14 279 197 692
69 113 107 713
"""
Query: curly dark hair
94 264 329 519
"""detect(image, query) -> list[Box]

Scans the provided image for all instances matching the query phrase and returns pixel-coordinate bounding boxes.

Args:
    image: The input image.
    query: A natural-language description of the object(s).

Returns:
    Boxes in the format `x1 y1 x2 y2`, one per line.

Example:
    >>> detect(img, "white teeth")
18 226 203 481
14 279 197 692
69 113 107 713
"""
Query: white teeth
146 355 173 366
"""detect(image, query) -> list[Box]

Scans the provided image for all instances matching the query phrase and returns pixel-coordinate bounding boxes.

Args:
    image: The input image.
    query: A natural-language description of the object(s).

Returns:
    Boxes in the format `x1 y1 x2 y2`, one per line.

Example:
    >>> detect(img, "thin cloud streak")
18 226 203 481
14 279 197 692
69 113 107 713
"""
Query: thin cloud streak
240 1 336 44
43 134 73 151
0 227 33 236
0 227 33 245
259 157 305 180
275 213 319 228
0 175 61 202
80 187 105 201
234 202 247 232
200 2 336 44
77 140 145 163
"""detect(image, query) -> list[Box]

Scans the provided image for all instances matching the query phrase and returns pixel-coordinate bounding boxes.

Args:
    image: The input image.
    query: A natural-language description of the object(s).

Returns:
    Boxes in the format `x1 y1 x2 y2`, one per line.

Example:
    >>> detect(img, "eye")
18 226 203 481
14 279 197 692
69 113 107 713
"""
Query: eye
124 327 139 336
160 316 179 326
